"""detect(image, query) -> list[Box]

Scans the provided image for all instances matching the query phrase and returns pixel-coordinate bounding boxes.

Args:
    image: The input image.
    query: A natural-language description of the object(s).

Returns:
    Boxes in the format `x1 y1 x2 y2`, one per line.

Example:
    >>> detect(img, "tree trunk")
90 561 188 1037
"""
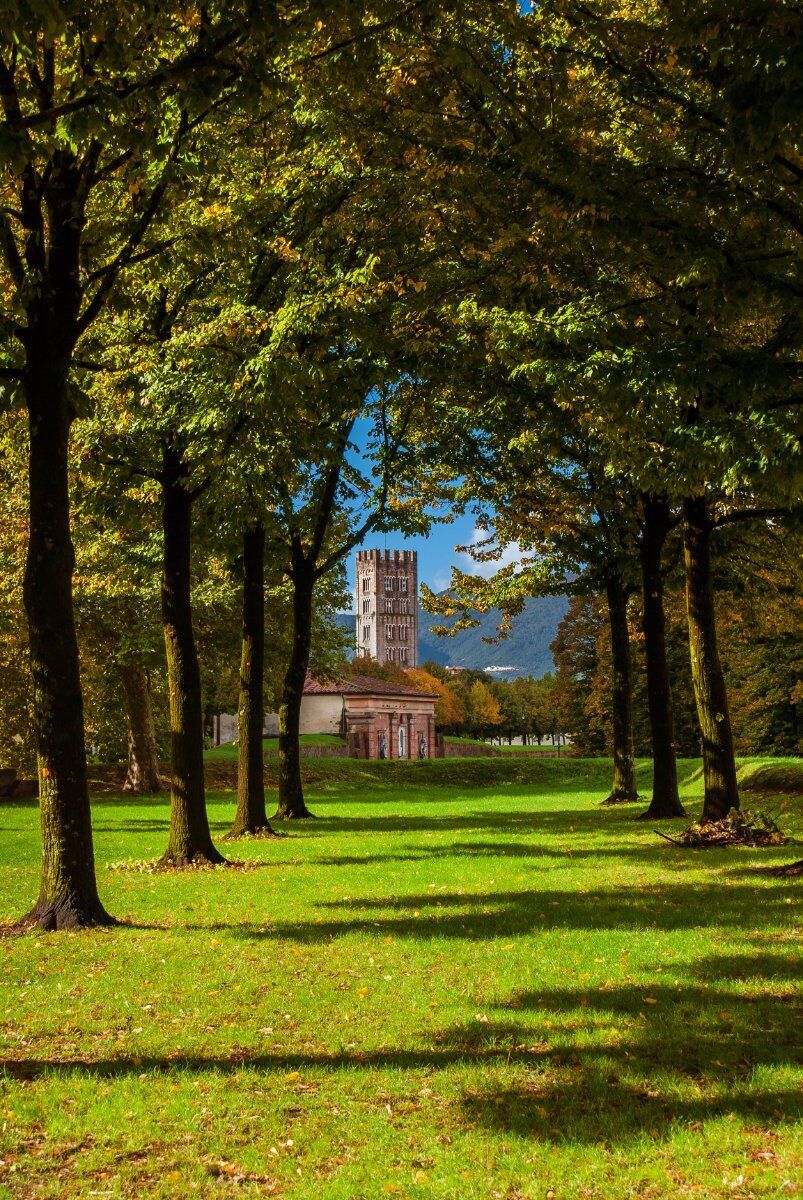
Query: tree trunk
159 448 224 865
683 495 739 821
229 523 276 837
121 663 162 795
19 351 113 929
637 496 686 820
274 565 315 819
602 575 639 804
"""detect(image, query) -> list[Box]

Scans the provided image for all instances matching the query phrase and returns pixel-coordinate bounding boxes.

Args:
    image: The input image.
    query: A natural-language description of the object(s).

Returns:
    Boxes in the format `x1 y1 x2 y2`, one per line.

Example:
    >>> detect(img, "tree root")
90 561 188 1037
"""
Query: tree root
271 807 316 820
601 791 639 806
122 780 164 795
222 824 283 841
156 848 231 869
637 800 688 821
12 897 117 933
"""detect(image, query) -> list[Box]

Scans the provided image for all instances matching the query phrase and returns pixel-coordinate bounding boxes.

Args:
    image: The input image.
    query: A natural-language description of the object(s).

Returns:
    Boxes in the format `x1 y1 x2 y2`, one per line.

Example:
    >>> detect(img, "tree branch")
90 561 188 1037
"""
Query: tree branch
3 26 242 132
76 114 190 336
714 506 800 531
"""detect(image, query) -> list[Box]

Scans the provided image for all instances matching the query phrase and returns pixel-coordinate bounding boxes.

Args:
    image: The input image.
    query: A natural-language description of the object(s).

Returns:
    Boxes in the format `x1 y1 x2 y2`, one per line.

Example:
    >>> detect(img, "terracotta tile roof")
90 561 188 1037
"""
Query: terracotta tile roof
303 672 439 699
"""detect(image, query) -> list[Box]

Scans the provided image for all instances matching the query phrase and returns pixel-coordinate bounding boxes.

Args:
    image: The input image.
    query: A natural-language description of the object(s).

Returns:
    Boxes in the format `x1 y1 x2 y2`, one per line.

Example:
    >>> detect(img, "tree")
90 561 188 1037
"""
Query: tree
387 1 801 823
521 675 558 745
0 415 35 771
0 0 439 921
405 667 466 731
636 495 686 819
228 523 275 838
422 416 644 804
466 680 502 740
85 196 262 866
0 3 252 925
217 100 446 818
120 663 162 795
267 393 426 820
509 3 801 820
717 524 803 756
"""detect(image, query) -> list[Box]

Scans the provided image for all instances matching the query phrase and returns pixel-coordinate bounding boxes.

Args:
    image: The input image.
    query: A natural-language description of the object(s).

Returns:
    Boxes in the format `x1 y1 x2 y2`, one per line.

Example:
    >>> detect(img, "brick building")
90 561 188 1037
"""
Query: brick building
302 673 438 759
355 548 419 667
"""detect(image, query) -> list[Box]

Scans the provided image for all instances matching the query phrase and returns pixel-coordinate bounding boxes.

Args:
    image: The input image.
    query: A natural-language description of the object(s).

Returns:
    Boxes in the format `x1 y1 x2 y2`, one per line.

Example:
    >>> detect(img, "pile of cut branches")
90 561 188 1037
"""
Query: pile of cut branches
656 808 789 849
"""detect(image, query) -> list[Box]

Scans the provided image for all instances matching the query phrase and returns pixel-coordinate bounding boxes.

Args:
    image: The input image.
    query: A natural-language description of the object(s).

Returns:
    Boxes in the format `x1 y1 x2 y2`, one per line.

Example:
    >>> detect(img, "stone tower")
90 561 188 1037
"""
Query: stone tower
355 549 419 668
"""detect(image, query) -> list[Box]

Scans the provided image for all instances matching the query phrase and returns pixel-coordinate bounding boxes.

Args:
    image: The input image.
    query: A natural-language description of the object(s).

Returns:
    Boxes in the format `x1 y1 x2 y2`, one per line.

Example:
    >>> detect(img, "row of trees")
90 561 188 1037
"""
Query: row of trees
415 2 801 822
551 519 802 761
1 4 800 928
0 3 445 928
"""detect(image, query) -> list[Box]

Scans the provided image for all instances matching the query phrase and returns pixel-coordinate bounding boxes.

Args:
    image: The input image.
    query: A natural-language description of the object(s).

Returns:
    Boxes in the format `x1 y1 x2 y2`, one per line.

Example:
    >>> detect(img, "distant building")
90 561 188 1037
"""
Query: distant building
216 672 439 759
355 548 419 668
303 673 437 759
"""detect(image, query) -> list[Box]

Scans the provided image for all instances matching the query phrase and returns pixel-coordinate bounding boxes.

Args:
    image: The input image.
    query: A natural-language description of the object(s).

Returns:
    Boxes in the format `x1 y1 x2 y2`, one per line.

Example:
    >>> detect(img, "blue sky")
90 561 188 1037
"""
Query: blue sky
347 514 475 596
343 418 503 598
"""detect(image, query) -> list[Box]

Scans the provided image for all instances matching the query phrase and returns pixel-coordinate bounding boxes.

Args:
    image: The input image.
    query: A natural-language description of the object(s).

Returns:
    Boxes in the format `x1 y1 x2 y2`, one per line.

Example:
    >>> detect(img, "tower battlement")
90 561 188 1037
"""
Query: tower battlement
355 548 418 668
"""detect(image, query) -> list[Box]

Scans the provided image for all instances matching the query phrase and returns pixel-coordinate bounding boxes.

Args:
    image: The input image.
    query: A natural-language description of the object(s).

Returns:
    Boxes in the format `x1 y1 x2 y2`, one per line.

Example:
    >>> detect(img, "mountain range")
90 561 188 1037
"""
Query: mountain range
337 593 569 679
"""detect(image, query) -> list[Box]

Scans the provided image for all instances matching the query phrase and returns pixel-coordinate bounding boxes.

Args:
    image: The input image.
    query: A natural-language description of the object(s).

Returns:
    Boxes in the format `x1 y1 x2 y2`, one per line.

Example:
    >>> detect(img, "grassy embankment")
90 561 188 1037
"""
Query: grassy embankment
1 755 801 1199
205 734 346 762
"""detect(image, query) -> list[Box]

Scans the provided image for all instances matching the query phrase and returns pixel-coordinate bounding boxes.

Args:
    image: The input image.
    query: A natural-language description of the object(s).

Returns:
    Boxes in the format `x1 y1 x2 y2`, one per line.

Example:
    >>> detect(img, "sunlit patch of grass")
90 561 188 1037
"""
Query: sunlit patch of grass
0 758 800 1198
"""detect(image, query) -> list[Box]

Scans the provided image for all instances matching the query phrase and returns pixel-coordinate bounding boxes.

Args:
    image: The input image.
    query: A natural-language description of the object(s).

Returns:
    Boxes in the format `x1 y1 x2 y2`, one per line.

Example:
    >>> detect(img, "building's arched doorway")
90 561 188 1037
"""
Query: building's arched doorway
398 724 407 759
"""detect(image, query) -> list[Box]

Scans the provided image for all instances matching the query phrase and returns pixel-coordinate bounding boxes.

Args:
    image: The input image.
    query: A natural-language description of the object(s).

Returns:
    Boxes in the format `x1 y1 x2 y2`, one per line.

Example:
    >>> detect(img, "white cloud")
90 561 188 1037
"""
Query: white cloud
459 526 523 579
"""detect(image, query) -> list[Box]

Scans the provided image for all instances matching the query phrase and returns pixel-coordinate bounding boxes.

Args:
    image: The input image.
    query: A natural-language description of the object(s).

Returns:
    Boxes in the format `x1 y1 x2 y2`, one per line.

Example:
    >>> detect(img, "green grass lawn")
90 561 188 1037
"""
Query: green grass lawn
1 758 801 1199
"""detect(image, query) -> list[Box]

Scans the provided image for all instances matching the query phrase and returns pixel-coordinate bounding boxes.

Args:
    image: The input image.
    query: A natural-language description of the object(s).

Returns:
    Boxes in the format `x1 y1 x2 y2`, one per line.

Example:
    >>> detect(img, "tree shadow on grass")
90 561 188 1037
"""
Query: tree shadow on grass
450 968 801 1140
721 861 803 881
271 804 705 839
2 969 799 1144
200 878 798 942
93 818 238 836
457 1075 798 1143
687 951 801 984
92 806 633 841
305 838 712 870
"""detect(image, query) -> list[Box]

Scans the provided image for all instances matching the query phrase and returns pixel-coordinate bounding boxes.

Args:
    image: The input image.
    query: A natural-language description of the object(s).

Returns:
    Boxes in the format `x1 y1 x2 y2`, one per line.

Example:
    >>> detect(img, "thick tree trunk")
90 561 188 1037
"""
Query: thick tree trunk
159 449 224 865
274 566 315 819
121 663 162 795
637 496 686 820
683 495 739 821
19 353 113 929
602 575 639 805
229 523 276 838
